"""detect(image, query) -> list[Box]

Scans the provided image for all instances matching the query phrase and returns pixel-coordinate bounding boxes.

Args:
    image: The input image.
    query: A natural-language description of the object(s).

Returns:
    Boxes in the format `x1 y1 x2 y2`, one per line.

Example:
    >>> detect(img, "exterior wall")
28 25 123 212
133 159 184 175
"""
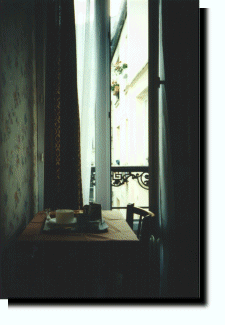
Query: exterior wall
127 0 148 83
0 1 38 246
111 0 149 212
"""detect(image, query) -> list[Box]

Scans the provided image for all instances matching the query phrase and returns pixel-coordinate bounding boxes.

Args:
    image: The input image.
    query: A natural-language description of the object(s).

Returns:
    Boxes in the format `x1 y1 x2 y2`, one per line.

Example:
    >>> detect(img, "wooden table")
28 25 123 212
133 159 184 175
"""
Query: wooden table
18 210 138 243
15 210 140 298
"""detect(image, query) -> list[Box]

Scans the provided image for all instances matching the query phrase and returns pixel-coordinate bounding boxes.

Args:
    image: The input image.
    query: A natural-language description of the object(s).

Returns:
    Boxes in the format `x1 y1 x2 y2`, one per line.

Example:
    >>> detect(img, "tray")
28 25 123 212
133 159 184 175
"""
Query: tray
42 217 108 234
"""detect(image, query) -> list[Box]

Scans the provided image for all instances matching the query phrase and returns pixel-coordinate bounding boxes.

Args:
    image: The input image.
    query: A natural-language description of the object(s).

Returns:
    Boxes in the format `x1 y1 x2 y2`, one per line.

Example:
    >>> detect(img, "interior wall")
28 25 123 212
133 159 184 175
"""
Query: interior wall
0 0 38 248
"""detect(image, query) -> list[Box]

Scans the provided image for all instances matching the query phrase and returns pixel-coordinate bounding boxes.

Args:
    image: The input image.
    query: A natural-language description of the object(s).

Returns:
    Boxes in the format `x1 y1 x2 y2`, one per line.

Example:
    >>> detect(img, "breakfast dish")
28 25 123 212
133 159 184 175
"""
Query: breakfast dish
43 216 108 233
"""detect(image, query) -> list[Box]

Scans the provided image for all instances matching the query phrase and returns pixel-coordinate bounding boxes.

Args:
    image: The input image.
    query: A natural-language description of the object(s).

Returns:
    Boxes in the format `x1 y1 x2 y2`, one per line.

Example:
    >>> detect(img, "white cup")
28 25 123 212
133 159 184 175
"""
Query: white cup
55 209 75 224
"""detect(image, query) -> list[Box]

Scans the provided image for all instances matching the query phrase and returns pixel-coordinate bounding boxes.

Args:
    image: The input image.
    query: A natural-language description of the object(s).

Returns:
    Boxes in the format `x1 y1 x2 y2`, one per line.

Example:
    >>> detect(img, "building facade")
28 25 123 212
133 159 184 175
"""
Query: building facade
111 0 149 215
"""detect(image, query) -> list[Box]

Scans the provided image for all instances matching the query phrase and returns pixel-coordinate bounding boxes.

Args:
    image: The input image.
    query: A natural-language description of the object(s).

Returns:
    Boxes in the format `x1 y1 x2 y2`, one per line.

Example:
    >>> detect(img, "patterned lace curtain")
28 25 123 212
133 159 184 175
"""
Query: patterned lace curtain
44 0 83 210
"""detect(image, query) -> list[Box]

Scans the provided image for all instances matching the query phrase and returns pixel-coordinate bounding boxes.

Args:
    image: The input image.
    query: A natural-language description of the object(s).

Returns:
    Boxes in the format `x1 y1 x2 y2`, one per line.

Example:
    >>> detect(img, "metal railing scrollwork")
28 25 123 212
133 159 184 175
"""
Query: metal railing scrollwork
90 166 149 190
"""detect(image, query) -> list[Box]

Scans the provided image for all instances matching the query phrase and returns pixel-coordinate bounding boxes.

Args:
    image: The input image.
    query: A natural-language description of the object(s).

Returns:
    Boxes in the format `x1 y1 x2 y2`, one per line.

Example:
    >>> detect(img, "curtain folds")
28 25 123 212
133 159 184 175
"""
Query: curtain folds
158 0 175 297
160 0 199 297
44 0 83 210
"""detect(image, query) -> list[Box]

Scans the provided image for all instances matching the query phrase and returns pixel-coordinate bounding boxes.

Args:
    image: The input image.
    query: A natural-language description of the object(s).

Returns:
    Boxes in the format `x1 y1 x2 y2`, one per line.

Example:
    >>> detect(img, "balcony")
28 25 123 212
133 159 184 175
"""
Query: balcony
90 166 149 212
91 166 149 189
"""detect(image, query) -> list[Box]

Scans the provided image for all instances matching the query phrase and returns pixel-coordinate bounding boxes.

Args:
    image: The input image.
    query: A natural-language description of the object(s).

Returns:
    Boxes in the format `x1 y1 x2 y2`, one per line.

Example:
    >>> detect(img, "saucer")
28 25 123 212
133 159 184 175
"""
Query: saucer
46 217 77 228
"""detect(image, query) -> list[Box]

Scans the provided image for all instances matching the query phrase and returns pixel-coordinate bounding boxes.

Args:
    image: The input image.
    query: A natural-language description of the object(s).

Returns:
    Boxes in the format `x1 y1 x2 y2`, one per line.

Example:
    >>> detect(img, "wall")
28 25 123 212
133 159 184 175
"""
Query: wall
127 0 148 83
0 0 38 248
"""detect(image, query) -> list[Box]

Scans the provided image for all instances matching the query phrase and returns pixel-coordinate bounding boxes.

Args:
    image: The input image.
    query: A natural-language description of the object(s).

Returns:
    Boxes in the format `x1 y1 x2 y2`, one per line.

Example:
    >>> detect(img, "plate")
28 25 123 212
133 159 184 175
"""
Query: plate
46 217 77 228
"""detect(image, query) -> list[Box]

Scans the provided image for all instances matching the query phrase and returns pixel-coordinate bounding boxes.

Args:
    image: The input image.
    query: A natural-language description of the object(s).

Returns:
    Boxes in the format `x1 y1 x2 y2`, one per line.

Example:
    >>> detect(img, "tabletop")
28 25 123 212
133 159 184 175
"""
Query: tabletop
18 210 138 242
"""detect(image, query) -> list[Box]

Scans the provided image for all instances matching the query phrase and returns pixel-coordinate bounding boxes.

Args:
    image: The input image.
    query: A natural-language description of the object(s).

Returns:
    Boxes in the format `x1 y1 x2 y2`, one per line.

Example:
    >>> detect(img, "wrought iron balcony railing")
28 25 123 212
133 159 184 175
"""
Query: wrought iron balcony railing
91 166 149 190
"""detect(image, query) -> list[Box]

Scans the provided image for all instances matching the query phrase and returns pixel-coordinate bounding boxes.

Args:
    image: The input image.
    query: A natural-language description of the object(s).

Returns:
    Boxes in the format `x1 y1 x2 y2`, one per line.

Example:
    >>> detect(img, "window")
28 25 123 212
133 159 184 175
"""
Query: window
75 0 149 212
110 0 149 216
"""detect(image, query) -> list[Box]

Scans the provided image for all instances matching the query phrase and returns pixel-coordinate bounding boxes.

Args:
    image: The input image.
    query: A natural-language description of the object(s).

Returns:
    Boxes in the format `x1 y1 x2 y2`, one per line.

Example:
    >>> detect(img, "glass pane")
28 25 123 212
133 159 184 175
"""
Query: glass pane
110 0 149 214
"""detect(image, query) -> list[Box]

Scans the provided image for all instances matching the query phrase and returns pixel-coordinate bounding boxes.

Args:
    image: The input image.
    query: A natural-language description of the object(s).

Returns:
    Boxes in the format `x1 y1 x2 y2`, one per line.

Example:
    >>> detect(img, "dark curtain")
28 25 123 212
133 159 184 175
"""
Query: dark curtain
44 0 83 210
160 0 199 297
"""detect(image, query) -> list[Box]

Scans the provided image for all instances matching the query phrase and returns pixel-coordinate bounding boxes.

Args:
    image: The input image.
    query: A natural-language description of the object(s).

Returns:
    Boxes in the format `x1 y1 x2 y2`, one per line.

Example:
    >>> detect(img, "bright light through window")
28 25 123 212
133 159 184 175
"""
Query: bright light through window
110 0 149 213
110 0 123 16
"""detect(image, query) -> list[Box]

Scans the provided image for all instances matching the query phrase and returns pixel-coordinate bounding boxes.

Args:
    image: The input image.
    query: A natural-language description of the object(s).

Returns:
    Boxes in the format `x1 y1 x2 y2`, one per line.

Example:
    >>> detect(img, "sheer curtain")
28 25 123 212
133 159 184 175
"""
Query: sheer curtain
74 0 96 205
158 0 175 296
